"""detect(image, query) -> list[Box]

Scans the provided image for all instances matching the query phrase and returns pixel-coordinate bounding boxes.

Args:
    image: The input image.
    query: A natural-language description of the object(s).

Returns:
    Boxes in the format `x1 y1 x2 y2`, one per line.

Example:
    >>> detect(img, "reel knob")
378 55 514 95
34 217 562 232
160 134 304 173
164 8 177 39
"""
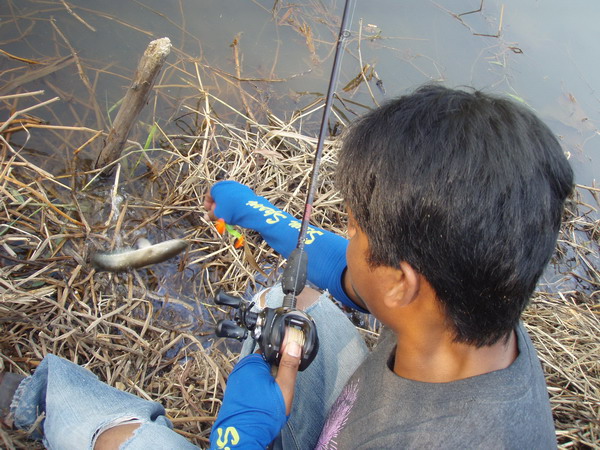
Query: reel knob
215 319 248 340
214 291 243 308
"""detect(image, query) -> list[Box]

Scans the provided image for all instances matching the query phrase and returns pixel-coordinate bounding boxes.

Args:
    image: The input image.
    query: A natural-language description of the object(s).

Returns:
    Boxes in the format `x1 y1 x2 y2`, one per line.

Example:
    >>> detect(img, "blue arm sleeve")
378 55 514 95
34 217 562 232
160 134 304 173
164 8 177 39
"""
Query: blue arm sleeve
209 354 286 449
210 181 367 312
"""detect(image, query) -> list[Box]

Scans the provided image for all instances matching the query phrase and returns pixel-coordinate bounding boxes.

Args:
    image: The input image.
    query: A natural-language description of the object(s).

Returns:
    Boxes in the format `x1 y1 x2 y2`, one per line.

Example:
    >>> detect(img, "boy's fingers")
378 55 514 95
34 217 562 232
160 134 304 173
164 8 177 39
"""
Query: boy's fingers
275 331 303 416
202 192 212 209
203 192 218 221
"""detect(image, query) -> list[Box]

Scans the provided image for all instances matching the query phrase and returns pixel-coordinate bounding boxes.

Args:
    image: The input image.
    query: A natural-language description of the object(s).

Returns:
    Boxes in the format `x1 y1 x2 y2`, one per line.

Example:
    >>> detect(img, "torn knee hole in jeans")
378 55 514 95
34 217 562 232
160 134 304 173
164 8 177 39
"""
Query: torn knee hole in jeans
251 284 322 311
92 416 142 448
251 288 270 310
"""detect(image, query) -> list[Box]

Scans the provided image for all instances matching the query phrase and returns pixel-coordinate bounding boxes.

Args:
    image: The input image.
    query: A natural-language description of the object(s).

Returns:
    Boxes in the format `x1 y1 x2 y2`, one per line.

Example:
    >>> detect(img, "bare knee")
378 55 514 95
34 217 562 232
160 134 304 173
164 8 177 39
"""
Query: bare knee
296 286 321 310
257 286 321 310
94 423 140 450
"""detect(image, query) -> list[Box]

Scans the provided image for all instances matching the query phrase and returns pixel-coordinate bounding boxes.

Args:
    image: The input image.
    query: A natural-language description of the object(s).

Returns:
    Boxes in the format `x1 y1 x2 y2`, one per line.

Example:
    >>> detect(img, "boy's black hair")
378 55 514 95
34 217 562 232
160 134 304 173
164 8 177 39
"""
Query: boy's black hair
336 85 573 346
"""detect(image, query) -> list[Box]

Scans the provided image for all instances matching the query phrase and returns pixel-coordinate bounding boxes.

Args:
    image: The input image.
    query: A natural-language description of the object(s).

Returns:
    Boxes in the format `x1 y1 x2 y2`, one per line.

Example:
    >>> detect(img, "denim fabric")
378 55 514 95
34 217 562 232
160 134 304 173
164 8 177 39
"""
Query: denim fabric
10 354 197 449
240 284 369 450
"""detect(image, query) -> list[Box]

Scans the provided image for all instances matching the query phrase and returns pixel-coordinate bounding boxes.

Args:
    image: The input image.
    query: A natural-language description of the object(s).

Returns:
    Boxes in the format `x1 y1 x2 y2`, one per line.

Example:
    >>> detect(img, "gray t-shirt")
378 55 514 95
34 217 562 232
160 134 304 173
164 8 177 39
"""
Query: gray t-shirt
315 323 556 449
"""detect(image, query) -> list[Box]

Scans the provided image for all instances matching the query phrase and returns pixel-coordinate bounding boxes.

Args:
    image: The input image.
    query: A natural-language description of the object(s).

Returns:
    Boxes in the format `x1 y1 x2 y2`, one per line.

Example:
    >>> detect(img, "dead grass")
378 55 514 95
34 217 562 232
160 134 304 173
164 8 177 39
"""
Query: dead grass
0 2 598 448
1 84 599 448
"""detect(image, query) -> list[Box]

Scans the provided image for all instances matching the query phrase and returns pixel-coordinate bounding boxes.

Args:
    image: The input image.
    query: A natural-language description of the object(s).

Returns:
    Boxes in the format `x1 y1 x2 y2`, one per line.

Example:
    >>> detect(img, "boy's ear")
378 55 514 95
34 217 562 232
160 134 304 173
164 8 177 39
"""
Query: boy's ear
346 207 357 238
382 261 420 309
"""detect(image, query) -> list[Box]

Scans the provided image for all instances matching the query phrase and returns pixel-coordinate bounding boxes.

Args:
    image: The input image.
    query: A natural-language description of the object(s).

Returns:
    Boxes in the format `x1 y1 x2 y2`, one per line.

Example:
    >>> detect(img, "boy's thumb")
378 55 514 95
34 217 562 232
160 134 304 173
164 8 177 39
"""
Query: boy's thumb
275 334 303 416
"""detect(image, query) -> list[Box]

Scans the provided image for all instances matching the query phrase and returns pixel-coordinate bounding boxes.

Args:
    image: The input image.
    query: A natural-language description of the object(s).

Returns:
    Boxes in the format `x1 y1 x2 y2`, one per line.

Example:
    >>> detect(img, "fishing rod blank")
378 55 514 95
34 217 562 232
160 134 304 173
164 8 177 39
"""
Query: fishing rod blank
282 0 354 309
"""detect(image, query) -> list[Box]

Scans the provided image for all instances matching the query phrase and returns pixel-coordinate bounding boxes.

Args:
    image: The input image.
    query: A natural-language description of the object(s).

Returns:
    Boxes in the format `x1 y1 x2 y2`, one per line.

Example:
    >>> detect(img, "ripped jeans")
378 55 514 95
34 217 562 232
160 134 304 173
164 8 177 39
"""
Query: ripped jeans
9 287 368 449
11 354 197 450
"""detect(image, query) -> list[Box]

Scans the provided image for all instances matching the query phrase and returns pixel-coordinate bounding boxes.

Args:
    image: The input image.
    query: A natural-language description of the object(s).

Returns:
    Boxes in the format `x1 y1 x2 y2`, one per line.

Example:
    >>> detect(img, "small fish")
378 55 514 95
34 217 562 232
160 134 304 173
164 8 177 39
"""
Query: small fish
91 238 188 272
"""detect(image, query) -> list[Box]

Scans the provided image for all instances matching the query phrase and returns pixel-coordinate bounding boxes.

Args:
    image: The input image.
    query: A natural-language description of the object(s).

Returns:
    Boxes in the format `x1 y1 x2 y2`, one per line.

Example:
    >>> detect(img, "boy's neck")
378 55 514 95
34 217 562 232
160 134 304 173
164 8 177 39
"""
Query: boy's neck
389 281 519 383
392 328 518 383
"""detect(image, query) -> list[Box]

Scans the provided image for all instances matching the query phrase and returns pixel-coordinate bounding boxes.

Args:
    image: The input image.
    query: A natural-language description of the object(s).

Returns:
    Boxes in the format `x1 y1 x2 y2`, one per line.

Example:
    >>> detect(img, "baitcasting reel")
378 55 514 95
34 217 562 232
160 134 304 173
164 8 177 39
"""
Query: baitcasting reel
214 249 319 371
214 291 319 371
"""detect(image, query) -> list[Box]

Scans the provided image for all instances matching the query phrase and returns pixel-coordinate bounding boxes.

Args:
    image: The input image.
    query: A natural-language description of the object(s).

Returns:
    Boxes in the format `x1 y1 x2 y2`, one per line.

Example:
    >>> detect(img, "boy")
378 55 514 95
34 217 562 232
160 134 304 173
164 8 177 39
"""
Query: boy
2 85 572 448
207 85 573 448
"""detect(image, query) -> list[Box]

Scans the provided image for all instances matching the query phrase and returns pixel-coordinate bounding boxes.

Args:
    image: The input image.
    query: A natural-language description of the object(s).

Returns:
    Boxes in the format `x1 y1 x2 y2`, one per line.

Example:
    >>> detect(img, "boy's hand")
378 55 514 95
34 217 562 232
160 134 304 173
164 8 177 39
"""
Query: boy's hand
209 331 303 449
203 191 218 221
203 181 261 226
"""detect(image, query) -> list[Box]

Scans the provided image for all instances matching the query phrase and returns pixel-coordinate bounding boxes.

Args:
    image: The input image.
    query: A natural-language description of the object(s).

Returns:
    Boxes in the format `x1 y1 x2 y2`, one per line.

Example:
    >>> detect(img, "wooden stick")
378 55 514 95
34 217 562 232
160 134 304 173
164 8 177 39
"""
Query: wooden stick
94 37 171 172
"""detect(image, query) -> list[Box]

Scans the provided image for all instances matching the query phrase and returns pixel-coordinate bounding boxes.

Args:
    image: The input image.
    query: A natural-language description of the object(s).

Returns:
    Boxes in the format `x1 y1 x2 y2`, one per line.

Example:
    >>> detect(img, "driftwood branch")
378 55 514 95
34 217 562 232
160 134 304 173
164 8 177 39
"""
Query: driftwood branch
94 37 171 171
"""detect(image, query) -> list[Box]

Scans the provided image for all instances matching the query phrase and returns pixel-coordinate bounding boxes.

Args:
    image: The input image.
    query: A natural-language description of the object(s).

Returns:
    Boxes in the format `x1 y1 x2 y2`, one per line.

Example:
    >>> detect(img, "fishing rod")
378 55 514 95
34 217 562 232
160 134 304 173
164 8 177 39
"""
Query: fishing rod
282 0 353 310
215 0 354 371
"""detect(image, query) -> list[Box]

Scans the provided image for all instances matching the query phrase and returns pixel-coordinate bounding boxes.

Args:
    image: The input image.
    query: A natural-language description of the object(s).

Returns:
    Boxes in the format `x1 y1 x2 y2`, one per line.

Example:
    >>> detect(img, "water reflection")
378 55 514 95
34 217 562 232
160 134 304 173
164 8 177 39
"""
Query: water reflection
2 0 598 181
